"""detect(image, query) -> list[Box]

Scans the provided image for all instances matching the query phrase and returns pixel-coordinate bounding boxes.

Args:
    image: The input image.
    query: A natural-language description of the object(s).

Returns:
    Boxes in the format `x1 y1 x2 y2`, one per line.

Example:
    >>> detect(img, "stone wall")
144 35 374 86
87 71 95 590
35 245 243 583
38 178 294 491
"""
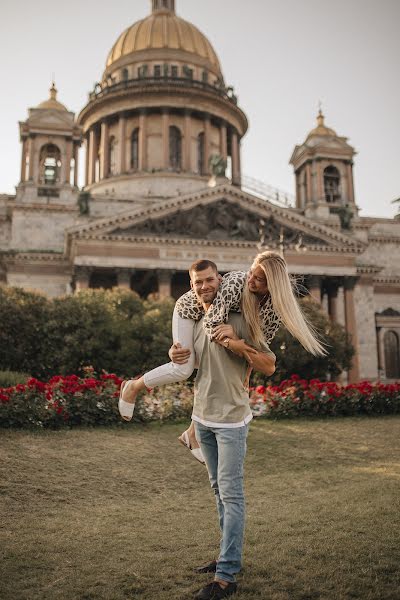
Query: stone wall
11 208 78 251
354 280 378 379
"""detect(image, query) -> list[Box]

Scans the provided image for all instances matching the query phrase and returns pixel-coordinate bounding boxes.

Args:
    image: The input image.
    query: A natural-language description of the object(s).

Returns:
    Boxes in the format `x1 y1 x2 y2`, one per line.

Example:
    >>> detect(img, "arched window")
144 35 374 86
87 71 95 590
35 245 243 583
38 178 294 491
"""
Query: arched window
39 144 61 185
324 165 341 203
109 136 117 176
197 132 205 175
131 128 139 170
122 68 129 82
169 126 182 171
384 330 400 379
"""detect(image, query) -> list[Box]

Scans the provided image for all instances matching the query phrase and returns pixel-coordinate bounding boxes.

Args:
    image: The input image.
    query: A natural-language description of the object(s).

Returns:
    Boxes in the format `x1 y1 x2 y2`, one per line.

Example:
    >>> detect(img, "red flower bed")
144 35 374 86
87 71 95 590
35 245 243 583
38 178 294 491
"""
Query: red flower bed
1 371 399 428
0 370 124 428
249 375 400 418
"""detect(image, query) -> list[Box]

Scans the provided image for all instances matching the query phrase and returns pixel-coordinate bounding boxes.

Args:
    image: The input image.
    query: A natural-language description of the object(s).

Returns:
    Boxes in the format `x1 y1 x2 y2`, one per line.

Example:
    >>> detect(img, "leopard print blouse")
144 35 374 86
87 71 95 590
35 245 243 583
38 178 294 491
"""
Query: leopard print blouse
175 270 281 345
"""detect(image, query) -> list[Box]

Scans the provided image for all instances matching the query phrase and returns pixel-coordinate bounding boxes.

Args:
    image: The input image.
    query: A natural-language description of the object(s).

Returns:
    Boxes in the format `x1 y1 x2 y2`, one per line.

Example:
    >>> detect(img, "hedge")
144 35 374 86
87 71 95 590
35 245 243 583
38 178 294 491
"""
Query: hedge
0 286 354 383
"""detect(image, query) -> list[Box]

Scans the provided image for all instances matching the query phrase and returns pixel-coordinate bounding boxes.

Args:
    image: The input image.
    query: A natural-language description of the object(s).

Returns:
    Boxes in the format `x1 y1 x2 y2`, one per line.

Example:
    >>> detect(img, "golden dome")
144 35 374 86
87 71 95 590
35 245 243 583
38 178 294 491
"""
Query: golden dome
106 3 222 77
307 109 337 139
37 83 68 111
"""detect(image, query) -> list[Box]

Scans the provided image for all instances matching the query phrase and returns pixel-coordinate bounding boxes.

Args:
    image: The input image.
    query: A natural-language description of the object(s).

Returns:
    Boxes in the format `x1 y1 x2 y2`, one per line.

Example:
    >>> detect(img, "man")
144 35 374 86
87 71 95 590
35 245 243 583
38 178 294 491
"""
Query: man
171 259 275 599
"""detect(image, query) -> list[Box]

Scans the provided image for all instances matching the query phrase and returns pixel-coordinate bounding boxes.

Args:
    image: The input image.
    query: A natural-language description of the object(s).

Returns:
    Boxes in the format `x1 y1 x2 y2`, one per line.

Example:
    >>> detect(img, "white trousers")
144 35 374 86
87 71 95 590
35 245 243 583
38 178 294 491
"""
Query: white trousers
143 307 196 388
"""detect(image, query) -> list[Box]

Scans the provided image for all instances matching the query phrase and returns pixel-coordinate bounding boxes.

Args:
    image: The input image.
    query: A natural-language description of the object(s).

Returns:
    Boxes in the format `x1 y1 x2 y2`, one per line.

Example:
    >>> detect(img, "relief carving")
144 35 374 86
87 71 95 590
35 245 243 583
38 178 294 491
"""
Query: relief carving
113 199 328 245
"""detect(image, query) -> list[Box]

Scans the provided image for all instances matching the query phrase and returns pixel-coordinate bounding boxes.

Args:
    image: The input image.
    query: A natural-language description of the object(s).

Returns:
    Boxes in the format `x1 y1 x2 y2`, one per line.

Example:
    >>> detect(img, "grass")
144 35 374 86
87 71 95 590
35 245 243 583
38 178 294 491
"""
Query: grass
1 417 400 600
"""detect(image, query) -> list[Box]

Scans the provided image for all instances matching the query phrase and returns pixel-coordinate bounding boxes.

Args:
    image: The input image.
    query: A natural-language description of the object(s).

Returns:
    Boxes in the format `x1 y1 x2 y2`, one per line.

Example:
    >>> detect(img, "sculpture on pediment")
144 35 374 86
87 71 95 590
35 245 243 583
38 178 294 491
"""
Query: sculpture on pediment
113 199 329 246
335 203 354 230
209 153 227 177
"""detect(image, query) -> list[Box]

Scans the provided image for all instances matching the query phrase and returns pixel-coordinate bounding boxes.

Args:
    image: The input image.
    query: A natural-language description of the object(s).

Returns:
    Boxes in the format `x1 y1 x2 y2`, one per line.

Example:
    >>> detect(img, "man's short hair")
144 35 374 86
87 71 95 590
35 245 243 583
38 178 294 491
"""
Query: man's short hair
189 259 218 277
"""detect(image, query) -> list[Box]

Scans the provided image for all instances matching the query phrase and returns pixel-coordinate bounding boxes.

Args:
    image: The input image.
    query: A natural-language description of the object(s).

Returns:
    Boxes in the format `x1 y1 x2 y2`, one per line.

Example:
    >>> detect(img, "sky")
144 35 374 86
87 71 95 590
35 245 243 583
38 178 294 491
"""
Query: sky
1 0 399 218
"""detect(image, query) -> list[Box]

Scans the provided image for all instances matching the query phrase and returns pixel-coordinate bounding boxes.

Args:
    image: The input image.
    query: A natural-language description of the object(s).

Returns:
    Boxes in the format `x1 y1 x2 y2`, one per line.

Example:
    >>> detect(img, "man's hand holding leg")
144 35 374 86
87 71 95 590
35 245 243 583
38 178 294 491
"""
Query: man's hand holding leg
169 342 191 365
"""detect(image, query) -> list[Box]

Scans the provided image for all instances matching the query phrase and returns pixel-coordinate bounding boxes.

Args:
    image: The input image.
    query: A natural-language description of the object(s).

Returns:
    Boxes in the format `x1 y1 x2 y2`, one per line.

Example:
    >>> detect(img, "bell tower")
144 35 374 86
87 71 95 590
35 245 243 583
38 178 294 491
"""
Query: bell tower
17 83 82 204
290 109 358 224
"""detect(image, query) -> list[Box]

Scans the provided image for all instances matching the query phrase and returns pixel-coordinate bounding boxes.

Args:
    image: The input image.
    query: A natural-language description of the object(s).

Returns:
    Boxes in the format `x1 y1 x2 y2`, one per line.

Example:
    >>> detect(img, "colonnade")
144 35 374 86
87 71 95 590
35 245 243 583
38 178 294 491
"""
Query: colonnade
84 110 241 186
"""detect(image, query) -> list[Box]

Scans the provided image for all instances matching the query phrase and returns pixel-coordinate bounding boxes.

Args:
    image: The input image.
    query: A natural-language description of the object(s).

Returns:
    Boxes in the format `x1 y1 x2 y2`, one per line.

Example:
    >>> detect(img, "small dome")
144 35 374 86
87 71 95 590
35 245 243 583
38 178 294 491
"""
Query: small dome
105 4 222 78
37 83 68 112
307 109 337 139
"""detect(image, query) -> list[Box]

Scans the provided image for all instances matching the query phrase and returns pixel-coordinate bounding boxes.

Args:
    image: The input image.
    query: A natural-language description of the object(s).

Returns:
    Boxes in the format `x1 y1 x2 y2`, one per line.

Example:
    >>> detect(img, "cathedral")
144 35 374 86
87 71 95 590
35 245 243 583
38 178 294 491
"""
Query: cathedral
0 0 399 382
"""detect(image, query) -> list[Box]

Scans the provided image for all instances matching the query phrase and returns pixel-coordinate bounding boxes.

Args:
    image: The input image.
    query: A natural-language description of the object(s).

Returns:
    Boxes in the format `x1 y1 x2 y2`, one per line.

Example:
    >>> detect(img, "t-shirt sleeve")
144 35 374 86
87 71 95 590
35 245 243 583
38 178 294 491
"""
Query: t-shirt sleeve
257 340 276 360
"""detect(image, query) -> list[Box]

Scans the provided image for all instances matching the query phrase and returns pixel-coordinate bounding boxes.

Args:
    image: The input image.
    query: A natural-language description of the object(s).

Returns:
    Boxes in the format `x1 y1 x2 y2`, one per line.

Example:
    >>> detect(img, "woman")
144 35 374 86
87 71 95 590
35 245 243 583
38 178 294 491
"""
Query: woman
119 251 325 461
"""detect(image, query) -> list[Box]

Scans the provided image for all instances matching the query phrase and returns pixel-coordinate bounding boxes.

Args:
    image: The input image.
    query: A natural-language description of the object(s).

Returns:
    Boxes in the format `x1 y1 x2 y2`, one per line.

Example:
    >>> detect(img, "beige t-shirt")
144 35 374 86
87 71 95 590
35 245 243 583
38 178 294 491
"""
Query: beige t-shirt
192 312 275 427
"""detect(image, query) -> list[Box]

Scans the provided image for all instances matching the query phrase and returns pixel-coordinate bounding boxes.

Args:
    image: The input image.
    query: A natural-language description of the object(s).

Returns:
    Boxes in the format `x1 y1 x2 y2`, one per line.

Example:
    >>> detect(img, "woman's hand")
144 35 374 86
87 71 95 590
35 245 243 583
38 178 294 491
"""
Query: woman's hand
228 339 258 365
212 324 239 341
214 337 258 365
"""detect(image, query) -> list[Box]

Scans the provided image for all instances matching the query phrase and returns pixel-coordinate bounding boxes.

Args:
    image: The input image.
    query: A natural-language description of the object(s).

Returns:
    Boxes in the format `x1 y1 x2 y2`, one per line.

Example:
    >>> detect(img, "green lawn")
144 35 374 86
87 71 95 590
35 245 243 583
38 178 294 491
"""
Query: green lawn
1 417 399 600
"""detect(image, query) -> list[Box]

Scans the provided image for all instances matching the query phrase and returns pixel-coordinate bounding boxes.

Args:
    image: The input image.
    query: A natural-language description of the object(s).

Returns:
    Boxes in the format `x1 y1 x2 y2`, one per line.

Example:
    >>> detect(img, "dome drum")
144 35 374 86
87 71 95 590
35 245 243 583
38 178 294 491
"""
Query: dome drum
82 103 243 197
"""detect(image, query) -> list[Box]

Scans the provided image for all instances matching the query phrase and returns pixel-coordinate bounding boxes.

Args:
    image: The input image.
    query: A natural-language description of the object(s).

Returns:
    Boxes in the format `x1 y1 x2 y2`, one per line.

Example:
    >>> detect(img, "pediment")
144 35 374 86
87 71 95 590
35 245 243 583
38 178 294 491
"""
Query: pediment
69 184 363 251
28 110 75 130
112 198 333 246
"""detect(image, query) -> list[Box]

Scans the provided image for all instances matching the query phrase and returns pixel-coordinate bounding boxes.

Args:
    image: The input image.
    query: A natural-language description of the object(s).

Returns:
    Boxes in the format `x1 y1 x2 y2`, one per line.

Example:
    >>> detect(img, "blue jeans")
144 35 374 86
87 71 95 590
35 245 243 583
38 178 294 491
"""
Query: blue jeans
194 421 249 583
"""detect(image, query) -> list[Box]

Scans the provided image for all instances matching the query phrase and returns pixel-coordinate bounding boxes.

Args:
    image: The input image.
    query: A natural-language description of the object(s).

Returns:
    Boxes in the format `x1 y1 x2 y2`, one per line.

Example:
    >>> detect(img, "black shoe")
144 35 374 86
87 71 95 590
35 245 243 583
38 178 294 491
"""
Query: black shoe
194 581 237 599
194 559 218 574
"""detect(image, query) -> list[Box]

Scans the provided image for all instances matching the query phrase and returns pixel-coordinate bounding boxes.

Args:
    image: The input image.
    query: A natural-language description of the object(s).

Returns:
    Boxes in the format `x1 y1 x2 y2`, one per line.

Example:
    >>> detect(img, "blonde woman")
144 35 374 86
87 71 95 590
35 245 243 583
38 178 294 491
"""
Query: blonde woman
119 252 325 461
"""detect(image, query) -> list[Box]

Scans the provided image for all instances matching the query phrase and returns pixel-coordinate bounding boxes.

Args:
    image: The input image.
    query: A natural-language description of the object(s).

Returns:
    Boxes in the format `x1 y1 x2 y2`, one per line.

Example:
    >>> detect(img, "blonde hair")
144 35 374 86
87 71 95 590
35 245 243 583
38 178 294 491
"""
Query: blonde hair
242 251 326 356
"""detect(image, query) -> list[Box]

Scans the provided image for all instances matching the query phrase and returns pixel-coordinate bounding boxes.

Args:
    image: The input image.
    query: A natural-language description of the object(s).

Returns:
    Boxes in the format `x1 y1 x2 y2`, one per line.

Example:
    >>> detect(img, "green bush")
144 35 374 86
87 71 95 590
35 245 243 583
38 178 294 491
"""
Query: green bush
0 371 31 387
0 287 352 383
0 287 174 379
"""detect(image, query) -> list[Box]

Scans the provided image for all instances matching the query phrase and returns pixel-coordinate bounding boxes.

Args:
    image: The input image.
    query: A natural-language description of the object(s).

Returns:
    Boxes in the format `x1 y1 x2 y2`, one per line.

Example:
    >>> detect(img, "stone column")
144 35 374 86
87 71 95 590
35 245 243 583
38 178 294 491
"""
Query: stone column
118 114 127 174
344 276 360 382
73 143 79 187
231 129 240 186
64 140 72 184
184 110 192 171
317 160 324 202
327 280 339 322
85 136 90 186
308 275 322 305
376 327 383 377
157 269 172 298
117 269 131 289
306 162 312 204
100 120 109 179
20 139 27 183
28 136 35 181
162 109 170 170
204 113 211 175
138 110 147 171
88 129 98 185
346 162 355 204
220 122 228 163
237 137 242 186
75 268 91 292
